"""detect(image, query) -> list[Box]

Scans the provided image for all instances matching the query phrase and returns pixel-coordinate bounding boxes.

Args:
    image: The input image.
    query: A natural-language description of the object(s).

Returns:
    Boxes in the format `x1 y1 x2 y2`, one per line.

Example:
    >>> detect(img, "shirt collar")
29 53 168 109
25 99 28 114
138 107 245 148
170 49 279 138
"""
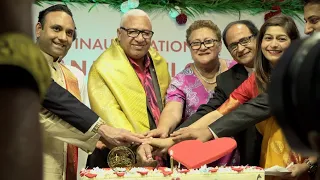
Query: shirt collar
128 56 151 70
40 50 61 70
244 66 254 76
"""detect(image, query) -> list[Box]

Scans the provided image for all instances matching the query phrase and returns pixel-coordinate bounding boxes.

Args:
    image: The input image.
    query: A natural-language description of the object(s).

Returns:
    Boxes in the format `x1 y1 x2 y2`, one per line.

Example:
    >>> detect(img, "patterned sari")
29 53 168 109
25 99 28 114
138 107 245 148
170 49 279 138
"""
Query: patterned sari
217 73 307 180
166 63 239 166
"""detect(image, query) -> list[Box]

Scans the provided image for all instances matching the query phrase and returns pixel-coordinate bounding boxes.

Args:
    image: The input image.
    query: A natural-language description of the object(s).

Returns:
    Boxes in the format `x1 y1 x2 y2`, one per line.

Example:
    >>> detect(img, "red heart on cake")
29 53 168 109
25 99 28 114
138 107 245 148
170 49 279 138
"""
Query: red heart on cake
144 167 154 170
231 166 244 172
178 169 189 174
162 171 173 176
115 172 125 177
210 168 218 173
85 173 97 178
137 171 148 175
168 137 237 169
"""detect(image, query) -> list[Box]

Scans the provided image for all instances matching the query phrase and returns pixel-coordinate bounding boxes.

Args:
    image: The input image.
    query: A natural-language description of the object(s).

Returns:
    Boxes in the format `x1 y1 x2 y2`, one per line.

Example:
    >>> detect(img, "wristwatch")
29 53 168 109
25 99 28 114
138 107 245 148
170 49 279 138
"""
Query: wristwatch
304 159 318 174
92 119 106 133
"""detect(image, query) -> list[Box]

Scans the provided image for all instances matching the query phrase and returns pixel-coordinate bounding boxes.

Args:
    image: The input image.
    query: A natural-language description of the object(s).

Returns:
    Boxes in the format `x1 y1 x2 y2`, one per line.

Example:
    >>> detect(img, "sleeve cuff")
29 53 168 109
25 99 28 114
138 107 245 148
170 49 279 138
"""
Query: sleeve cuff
89 118 103 133
208 127 219 139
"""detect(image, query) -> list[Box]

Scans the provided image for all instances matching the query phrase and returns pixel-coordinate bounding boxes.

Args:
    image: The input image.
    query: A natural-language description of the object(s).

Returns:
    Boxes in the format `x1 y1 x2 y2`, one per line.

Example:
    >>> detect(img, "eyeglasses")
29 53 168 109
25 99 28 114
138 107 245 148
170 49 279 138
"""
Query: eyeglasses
228 34 255 52
120 27 154 39
189 39 219 50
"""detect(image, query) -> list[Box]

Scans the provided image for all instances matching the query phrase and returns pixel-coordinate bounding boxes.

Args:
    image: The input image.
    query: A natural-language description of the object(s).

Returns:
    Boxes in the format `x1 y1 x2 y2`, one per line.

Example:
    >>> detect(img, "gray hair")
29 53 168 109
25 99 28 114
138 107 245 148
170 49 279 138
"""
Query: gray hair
120 9 151 27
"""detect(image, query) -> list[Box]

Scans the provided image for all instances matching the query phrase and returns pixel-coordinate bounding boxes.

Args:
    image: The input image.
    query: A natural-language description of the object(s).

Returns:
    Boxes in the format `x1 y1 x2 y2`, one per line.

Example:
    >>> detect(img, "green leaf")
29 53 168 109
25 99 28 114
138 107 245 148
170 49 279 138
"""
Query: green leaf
35 0 304 20
88 2 97 12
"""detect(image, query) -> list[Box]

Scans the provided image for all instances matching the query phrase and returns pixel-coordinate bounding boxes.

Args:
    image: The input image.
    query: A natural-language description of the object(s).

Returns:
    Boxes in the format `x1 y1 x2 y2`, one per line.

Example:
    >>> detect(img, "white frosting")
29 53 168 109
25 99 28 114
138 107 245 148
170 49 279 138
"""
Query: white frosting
113 167 126 172
80 165 265 179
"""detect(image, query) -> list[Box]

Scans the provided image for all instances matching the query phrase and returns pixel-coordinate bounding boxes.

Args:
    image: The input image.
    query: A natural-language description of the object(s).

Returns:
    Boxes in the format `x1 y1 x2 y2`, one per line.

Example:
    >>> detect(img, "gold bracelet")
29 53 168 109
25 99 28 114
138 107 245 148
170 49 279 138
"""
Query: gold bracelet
92 119 106 133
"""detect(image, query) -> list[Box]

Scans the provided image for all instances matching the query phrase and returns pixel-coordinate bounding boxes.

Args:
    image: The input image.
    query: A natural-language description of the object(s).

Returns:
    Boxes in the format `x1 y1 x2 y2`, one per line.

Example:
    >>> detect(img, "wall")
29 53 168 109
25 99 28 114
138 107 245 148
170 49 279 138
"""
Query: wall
32 2 306 80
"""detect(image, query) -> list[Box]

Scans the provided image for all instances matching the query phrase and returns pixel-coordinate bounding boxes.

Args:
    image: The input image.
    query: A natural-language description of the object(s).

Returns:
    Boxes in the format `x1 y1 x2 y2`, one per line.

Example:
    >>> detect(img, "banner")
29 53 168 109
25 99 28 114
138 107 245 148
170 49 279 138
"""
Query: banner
32 3 305 80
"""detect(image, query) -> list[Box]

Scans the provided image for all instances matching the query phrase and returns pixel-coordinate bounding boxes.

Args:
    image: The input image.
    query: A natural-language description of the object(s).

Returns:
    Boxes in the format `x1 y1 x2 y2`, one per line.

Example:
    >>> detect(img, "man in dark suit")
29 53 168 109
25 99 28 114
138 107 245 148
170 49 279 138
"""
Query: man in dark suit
207 93 270 139
171 93 270 163
146 20 262 166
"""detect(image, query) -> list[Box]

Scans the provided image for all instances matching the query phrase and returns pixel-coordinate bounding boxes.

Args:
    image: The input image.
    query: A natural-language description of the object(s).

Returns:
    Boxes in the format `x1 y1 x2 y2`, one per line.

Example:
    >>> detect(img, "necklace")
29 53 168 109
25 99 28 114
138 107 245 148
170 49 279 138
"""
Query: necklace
194 63 221 84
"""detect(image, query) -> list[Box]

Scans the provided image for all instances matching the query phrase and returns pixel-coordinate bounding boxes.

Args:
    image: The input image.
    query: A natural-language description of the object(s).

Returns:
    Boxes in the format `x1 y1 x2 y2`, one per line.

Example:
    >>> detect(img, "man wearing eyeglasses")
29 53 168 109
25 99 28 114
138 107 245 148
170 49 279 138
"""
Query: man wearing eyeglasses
170 1 320 166
167 20 264 166
86 9 170 167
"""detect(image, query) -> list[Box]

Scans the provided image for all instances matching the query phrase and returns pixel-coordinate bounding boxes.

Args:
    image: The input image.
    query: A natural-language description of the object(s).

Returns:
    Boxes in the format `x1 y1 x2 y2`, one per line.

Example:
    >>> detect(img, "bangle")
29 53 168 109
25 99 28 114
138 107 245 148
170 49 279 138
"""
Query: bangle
92 120 106 133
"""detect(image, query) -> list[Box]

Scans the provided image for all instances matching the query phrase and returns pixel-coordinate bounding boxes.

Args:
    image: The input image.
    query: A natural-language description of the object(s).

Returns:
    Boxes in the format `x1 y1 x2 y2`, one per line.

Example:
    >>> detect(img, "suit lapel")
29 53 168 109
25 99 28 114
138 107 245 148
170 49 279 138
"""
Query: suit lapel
148 55 163 111
233 65 248 88
148 48 170 107
145 55 160 129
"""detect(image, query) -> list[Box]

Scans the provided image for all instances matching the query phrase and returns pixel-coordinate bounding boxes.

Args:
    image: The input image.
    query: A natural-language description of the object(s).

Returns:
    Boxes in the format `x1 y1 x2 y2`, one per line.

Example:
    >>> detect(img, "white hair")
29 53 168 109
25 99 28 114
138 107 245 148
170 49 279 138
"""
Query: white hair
120 9 151 27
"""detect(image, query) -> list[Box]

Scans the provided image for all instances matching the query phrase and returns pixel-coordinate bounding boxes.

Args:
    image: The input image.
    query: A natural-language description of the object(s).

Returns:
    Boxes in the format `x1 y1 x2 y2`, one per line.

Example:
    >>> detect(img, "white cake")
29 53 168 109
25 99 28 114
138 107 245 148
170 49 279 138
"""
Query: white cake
80 166 265 180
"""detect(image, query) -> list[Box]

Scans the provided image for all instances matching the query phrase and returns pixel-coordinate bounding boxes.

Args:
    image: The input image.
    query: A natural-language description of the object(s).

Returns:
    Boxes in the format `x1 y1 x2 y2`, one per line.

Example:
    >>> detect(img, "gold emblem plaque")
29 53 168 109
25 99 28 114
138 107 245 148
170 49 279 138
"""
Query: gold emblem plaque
107 146 135 171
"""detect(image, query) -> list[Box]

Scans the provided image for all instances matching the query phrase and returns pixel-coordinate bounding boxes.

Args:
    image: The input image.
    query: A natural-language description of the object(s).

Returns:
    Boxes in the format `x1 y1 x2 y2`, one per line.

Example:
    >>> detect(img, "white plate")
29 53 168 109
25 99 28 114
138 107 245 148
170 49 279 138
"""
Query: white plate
264 165 291 176
265 171 291 176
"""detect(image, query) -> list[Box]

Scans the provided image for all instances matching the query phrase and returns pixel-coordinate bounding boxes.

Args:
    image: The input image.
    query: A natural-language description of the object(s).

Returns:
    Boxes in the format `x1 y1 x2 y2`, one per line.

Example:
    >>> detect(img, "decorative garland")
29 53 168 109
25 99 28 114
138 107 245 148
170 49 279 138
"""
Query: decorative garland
35 0 304 24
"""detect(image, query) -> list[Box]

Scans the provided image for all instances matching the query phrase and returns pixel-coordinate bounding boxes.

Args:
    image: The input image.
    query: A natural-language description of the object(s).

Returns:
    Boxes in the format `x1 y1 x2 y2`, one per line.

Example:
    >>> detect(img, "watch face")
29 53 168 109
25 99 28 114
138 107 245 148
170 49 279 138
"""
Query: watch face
107 146 135 172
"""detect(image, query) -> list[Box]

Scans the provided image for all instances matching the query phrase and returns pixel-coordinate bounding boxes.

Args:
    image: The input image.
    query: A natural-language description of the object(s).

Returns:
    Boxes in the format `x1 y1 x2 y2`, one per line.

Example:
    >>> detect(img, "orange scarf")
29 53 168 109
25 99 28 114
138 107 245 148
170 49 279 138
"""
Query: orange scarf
59 64 81 180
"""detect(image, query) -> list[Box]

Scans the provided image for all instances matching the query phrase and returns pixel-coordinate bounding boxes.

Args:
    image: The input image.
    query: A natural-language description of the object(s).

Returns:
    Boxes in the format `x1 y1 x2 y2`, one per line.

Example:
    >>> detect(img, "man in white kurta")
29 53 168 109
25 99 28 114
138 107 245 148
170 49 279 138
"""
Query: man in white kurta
40 52 99 180
35 4 100 180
